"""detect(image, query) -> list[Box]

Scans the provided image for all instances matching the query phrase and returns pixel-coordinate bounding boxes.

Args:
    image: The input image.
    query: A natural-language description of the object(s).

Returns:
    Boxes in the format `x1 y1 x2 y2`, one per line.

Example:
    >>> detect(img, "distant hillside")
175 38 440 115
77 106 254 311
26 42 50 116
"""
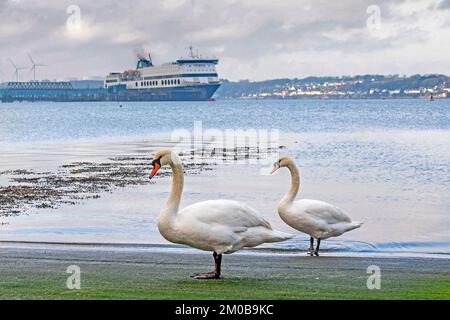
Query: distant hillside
215 74 450 99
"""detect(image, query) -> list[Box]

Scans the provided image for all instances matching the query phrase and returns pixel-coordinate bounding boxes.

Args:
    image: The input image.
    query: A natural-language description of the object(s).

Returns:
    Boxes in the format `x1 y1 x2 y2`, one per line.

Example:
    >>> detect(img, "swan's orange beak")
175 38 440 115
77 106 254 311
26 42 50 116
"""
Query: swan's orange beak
149 161 161 179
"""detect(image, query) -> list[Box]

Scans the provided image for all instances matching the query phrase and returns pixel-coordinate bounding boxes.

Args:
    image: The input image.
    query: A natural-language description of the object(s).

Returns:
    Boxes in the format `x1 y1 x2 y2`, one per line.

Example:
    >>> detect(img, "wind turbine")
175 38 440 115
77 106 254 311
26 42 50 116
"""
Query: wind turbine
28 53 46 81
8 58 26 82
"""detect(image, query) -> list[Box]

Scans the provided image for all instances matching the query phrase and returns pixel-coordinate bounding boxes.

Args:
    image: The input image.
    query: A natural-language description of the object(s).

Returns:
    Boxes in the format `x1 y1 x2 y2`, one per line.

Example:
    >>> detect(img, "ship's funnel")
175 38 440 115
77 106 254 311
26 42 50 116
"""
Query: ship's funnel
134 46 153 69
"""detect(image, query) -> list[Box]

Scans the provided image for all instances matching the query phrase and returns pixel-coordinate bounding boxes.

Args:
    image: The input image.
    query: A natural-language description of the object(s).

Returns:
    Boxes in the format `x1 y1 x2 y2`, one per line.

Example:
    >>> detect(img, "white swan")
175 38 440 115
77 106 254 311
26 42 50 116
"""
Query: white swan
271 156 363 256
149 149 293 279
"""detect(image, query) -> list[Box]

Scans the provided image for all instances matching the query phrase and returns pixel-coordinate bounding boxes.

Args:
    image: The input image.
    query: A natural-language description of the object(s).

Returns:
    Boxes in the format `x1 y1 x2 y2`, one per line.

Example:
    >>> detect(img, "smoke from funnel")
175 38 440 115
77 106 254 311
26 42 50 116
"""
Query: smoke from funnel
133 45 152 63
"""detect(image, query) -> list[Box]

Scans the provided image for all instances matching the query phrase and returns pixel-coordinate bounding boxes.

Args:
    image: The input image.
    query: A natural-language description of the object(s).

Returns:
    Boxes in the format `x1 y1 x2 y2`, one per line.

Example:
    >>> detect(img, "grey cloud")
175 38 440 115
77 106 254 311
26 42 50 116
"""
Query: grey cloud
437 0 450 9
0 0 449 81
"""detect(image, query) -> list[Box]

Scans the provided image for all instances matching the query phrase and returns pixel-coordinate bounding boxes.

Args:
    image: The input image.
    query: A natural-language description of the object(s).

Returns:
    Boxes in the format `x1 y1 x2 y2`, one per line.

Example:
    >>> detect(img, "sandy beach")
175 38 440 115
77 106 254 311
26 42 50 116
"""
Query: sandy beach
0 242 448 300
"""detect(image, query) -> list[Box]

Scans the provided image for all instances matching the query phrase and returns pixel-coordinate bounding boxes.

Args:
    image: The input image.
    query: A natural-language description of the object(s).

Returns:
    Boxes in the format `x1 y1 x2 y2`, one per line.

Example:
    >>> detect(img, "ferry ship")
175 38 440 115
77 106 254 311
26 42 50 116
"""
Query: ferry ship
104 47 221 101
0 48 220 103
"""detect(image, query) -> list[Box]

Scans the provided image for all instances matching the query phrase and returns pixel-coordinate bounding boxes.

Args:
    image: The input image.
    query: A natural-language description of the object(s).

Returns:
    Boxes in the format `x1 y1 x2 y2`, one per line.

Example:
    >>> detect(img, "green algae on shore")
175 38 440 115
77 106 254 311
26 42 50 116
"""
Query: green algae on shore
0 246 448 300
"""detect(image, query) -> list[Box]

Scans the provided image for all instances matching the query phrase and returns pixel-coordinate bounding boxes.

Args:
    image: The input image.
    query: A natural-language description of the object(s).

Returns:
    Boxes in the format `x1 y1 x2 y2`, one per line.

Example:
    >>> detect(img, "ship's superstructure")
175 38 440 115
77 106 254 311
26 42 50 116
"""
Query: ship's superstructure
104 48 221 101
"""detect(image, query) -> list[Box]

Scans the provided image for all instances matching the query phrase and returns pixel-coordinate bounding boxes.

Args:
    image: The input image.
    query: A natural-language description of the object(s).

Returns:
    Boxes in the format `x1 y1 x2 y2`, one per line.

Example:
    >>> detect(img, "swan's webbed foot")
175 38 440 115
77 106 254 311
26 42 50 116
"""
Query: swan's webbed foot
191 252 222 280
191 271 220 280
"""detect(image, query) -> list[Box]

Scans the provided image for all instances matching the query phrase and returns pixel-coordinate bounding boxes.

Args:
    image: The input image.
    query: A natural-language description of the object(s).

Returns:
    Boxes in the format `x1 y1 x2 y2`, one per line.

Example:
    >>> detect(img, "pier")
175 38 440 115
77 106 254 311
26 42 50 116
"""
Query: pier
0 81 106 103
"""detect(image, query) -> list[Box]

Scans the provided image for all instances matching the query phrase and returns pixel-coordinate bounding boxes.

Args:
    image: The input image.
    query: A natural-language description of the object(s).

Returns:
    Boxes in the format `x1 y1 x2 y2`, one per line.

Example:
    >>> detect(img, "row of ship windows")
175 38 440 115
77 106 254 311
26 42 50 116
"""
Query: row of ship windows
136 79 181 87
186 69 213 72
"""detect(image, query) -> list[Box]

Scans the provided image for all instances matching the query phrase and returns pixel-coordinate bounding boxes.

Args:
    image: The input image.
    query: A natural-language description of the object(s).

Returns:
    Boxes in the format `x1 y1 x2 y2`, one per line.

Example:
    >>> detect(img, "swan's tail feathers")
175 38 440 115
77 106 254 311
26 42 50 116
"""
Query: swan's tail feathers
267 229 295 243
345 221 363 232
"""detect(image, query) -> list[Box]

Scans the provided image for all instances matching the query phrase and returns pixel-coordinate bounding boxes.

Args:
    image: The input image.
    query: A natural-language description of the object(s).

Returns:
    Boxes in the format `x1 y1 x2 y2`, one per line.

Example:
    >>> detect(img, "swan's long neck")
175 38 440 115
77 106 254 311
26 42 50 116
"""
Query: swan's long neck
279 160 300 208
158 157 184 227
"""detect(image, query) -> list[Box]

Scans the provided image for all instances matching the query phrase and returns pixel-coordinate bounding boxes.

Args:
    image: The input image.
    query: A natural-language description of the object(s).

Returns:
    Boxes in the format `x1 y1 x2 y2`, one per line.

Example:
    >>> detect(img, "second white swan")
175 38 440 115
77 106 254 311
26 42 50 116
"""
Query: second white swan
149 149 293 279
271 156 363 256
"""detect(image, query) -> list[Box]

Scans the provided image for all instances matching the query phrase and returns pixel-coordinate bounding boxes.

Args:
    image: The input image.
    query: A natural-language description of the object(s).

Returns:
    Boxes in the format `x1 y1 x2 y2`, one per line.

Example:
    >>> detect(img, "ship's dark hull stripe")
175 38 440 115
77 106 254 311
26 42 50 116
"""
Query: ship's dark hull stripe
0 84 221 102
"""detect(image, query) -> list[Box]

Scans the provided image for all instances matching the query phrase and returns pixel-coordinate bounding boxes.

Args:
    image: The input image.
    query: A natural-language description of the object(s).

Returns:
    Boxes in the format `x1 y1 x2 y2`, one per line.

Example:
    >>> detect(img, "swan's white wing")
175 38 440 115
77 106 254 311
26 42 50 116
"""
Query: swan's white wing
172 199 291 254
292 199 352 224
179 199 272 230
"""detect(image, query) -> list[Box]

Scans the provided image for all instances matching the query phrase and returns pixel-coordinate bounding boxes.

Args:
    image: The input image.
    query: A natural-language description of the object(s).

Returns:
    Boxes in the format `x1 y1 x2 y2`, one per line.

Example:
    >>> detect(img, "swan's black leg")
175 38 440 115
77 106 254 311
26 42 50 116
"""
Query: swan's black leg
192 252 221 280
308 237 314 256
214 252 222 278
314 238 321 256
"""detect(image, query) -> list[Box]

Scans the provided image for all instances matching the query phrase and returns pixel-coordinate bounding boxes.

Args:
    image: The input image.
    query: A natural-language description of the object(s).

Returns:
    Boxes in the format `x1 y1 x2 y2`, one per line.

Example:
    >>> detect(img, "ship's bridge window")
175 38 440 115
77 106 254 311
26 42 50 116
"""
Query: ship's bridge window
136 82 138 87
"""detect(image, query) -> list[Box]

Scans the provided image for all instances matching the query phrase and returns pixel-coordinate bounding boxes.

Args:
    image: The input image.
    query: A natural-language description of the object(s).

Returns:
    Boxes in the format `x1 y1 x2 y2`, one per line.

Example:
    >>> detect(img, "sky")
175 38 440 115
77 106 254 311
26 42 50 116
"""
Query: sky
0 0 449 81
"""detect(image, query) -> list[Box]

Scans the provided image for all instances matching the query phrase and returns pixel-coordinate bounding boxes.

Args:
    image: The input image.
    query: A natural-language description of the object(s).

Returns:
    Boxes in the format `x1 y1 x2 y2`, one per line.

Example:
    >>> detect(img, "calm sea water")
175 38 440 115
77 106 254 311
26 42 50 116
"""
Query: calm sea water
0 99 449 257
1 99 449 142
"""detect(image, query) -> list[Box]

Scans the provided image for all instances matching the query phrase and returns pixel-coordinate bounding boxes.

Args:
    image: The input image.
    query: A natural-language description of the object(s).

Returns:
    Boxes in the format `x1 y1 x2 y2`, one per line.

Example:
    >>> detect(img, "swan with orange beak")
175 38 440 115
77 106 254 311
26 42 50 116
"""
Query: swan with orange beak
148 149 293 279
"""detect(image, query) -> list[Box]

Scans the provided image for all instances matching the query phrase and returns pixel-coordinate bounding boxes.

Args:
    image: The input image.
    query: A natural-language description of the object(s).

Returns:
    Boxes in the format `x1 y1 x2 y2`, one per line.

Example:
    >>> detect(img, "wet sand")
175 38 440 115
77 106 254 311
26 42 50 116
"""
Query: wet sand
0 243 448 299
1 136 449 256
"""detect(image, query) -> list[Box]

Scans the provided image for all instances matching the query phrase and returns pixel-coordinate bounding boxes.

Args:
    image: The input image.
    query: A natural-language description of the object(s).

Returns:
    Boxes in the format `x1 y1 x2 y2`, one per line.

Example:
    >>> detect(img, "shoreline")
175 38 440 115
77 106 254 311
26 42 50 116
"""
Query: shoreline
1 129 449 260
1 240 449 259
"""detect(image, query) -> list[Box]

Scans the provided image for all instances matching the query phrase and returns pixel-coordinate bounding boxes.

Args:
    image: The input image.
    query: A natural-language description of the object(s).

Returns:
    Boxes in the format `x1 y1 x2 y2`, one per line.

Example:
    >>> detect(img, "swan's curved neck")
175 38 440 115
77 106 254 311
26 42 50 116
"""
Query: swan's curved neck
280 160 300 207
159 158 184 224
